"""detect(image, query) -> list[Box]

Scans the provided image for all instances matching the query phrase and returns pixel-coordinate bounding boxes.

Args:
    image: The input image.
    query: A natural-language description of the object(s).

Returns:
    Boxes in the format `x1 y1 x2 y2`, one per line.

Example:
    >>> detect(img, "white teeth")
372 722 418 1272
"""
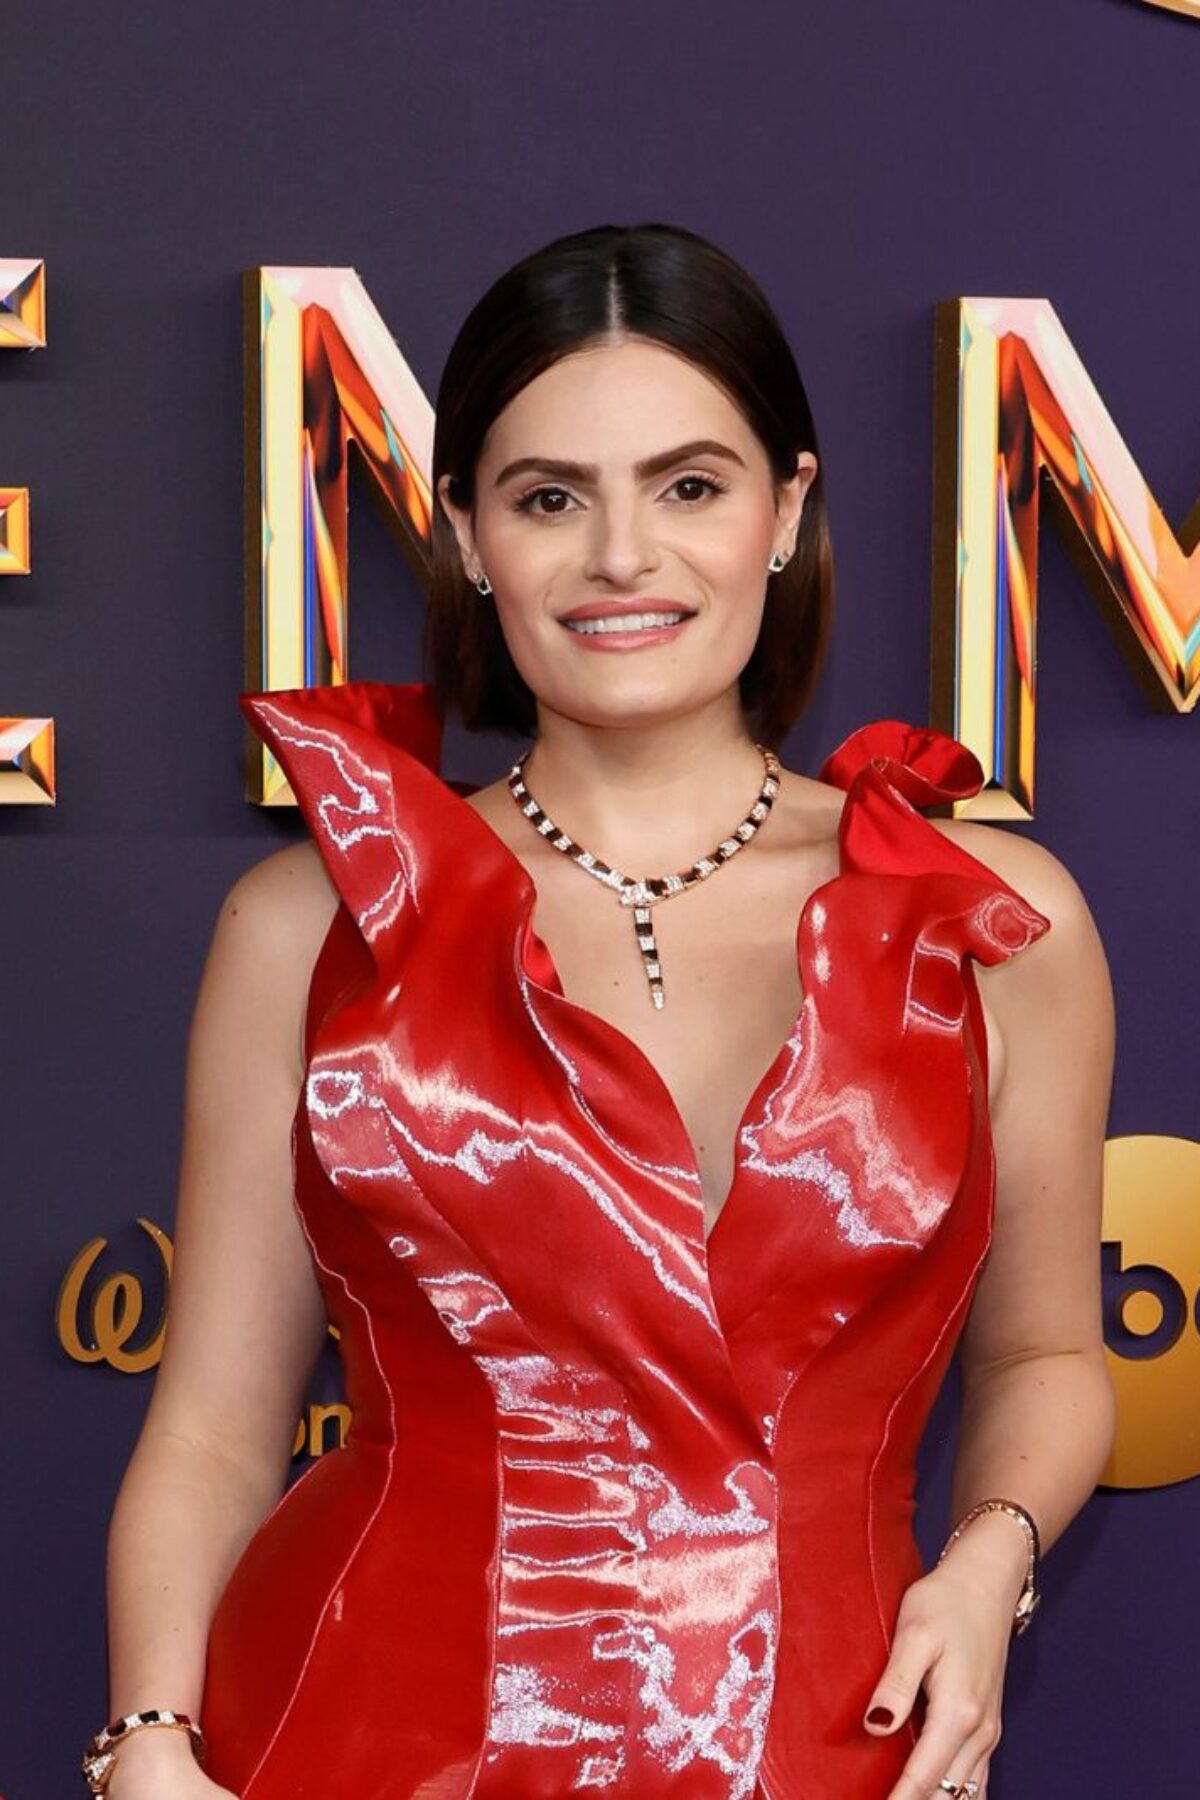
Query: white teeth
563 610 688 635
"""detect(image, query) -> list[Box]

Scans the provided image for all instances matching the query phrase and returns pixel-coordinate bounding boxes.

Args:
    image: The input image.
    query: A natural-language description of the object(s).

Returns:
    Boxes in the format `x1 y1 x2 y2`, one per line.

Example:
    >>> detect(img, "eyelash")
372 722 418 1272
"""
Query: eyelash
509 472 731 517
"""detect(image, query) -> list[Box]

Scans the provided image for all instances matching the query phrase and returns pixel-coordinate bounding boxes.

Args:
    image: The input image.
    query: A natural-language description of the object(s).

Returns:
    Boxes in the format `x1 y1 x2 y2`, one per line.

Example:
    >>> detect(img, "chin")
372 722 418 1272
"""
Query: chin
540 680 731 734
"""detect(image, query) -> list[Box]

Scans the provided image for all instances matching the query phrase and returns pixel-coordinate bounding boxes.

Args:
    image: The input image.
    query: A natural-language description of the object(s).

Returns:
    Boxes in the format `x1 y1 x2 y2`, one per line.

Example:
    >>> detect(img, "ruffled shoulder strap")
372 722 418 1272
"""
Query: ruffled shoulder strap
816 717 1053 967
238 679 446 958
817 717 983 808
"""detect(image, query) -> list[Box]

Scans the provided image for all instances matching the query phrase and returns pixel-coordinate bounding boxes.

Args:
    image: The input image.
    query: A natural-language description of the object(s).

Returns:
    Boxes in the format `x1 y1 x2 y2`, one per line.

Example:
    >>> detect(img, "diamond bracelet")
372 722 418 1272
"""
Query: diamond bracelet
81 1708 205 1794
936 1497 1042 1637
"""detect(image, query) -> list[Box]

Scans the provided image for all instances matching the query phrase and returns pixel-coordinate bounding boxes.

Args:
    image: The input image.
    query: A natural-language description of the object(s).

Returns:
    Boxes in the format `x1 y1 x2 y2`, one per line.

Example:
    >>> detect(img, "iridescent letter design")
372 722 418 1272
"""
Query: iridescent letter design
933 297 1199 817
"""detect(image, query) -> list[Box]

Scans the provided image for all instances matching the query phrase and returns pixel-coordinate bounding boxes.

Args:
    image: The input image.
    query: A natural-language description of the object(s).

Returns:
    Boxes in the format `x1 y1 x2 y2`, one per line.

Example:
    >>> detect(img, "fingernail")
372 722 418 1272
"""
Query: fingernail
866 1706 894 1728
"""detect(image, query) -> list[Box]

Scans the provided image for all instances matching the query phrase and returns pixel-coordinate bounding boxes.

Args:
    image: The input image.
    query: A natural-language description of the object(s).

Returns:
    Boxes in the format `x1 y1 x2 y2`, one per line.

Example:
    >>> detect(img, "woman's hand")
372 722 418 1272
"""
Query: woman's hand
863 1512 1029 1799
104 1726 239 1800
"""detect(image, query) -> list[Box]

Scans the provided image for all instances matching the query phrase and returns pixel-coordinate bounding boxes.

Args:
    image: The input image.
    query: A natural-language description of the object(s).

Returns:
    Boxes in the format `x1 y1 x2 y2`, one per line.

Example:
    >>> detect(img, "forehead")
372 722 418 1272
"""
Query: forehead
480 337 755 462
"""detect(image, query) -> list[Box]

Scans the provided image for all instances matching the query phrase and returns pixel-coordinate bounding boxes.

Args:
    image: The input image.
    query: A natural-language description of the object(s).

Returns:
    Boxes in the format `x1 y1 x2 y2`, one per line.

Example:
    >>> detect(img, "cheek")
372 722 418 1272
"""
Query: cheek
489 584 565 693
686 499 775 578
694 524 774 628
481 523 565 625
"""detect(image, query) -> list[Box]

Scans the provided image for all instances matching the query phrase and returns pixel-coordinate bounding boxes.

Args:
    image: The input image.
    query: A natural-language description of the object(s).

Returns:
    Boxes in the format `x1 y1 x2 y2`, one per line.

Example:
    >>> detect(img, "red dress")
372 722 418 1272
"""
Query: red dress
202 680 1050 1799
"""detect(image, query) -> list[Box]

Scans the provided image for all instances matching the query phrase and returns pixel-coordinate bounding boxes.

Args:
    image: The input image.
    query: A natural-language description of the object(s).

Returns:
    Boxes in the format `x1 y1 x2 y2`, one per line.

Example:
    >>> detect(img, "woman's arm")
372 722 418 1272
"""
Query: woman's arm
950 835 1117 1567
103 843 338 1796
866 829 1118 1800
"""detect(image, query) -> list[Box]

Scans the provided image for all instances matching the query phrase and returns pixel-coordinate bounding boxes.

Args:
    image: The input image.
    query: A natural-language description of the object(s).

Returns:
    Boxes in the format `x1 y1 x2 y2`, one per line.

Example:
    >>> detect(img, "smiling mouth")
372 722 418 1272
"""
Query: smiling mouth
562 610 691 635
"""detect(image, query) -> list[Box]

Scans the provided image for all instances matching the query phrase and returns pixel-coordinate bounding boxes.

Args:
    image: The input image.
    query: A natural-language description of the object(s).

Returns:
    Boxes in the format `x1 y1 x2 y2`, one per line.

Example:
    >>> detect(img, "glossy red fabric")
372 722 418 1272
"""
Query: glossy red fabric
201 680 1051 1799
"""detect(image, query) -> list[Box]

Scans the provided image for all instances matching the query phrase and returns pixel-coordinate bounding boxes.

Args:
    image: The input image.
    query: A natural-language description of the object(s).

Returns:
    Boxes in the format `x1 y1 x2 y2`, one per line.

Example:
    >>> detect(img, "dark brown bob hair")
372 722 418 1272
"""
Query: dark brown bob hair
425 222 833 751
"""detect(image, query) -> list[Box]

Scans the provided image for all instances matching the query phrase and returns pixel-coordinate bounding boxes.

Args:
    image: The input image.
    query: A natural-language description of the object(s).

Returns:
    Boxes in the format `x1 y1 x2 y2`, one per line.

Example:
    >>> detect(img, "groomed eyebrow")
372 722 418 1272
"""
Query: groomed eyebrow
493 438 748 487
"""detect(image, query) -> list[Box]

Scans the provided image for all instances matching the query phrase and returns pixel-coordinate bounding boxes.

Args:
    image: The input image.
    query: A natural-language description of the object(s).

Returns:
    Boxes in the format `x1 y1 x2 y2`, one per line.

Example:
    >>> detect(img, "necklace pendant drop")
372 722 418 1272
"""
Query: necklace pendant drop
629 899 665 1009
507 743 781 1010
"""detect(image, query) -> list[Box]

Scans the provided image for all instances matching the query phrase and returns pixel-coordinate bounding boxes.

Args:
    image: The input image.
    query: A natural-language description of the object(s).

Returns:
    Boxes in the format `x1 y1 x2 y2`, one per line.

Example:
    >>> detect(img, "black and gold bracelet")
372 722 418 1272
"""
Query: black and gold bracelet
936 1496 1042 1637
81 1709 205 1794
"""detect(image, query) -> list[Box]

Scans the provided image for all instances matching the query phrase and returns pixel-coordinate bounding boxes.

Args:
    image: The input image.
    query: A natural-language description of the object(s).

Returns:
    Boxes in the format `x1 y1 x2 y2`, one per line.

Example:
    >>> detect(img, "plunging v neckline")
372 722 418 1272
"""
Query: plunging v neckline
241 679 1042 1289
396 746 851 1253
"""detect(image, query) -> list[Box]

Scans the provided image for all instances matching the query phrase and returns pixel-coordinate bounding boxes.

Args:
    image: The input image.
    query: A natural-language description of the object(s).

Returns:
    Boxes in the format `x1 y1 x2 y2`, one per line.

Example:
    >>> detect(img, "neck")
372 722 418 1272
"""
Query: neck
518 693 772 874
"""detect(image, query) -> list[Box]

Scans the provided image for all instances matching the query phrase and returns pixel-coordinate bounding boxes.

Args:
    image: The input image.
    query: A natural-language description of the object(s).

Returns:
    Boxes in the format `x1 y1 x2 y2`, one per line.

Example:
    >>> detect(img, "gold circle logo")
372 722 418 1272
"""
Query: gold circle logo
1101 1134 1200 1489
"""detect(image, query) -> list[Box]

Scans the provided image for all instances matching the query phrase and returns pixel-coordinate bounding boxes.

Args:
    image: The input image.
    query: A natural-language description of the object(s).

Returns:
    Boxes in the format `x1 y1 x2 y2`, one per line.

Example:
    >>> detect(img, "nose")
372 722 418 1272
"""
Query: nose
580 493 662 587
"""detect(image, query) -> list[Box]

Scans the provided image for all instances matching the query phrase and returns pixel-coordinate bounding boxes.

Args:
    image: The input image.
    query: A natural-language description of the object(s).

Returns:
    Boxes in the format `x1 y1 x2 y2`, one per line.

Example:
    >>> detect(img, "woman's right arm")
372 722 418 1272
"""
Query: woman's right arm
102 842 339 1798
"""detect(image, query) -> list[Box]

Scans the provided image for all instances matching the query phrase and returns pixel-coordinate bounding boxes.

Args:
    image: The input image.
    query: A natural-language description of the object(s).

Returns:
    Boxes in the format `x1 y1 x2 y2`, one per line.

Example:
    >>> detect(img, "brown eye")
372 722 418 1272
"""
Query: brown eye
669 474 728 504
512 486 574 516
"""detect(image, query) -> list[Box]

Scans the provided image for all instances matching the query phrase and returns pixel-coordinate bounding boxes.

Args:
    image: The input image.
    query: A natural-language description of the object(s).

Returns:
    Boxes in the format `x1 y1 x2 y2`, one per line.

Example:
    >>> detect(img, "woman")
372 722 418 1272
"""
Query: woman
93 223 1117 1800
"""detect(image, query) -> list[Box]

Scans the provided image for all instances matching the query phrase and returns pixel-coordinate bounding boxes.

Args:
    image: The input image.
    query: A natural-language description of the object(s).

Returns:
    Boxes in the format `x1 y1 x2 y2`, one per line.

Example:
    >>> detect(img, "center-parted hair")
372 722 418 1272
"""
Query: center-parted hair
426 222 834 750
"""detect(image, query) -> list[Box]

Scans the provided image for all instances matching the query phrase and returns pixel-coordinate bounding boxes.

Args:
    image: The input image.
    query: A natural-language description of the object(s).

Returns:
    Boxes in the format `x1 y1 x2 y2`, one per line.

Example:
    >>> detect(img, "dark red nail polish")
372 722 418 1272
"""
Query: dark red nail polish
866 1706 894 1727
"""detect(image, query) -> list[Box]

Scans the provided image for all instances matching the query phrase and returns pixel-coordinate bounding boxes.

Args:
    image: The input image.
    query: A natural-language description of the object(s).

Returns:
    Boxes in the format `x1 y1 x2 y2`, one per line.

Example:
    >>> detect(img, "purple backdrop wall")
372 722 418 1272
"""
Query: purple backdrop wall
3 3 1197 1794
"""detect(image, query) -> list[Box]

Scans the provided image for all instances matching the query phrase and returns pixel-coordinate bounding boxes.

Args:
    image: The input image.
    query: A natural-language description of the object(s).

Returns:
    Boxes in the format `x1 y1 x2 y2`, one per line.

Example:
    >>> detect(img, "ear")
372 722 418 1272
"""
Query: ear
775 451 819 548
436 472 478 575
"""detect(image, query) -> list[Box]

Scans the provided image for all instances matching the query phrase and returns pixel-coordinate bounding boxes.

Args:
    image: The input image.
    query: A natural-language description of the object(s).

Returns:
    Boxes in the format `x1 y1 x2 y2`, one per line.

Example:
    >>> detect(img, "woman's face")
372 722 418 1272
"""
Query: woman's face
438 335 817 733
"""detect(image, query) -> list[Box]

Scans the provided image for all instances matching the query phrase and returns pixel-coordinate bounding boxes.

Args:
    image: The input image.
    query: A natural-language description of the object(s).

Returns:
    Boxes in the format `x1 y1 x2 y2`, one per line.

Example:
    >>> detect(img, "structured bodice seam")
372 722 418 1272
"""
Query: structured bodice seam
239 1170 400 1797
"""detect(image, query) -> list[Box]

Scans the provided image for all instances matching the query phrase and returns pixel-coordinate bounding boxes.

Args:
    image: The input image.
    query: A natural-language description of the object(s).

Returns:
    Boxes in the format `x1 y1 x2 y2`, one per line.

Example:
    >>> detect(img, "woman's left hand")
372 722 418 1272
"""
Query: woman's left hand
863 1518 1028 1799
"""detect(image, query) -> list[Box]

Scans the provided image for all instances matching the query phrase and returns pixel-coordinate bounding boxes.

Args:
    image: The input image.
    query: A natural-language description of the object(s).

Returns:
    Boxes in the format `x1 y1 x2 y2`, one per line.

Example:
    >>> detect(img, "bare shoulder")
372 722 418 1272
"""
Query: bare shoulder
928 816 1091 937
218 837 340 947
925 816 1114 1017
202 839 341 1078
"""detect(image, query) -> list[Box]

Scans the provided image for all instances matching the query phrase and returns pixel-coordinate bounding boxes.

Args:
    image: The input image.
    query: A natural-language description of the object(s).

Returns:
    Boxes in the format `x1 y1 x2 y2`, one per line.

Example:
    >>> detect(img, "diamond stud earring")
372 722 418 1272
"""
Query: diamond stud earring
470 569 493 596
767 551 788 573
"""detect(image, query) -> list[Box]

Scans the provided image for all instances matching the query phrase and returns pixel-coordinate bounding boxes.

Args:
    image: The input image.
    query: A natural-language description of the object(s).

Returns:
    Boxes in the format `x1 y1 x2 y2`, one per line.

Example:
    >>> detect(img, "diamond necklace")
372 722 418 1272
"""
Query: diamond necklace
505 744 781 1010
